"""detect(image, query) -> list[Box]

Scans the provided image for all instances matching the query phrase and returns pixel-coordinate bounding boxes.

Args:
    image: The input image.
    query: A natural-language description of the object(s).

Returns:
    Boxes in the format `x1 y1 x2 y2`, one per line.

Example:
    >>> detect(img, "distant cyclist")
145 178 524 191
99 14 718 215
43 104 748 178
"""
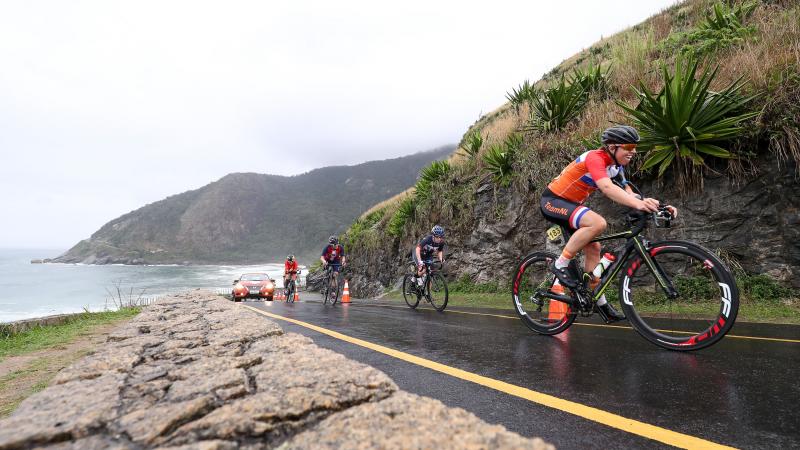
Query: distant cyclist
414 225 446 283
320 236 346 283
284 254 299 292
540 125 677 323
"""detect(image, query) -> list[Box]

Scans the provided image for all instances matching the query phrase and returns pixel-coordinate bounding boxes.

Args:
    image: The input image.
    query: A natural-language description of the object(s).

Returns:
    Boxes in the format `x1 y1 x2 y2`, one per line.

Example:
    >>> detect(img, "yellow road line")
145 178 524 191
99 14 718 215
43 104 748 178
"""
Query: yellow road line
242 304 737 450
358 302 800 344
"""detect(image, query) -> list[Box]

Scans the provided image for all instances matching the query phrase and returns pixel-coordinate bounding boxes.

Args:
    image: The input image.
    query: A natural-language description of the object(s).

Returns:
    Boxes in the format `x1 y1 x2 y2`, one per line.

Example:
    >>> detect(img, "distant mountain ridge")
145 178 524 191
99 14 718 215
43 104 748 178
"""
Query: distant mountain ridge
54 146 454 265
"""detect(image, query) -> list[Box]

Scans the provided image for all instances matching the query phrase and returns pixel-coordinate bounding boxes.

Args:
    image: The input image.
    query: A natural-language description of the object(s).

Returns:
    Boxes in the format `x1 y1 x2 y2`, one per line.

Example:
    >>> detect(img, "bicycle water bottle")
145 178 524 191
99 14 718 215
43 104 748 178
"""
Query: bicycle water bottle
592 252 616 278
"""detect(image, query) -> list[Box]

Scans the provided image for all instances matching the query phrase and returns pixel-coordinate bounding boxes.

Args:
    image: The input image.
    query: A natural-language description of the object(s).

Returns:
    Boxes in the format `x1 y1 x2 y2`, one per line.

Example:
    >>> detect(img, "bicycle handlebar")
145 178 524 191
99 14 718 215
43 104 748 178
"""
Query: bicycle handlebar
626 205 673 232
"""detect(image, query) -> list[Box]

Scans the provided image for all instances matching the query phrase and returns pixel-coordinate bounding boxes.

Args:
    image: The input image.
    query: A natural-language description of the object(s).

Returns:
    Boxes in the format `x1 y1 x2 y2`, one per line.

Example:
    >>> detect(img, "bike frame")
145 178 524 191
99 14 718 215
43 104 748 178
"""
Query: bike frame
540 217 678 308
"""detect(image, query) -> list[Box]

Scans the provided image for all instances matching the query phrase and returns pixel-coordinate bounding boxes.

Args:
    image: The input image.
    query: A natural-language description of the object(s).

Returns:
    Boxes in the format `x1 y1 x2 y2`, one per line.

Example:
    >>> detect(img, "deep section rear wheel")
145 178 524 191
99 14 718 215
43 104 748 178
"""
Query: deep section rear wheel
512 251 577 335
427 273 448 311
323 274 333 305
402 275 420 309
619 240 739 351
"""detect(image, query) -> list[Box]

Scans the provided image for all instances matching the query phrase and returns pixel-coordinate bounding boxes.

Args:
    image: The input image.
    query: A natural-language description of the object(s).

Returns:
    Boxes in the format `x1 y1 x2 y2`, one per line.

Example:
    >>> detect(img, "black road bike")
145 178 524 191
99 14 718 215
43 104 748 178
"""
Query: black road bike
512 202 739 351
285 270 300 304
402 260 449 311
322 265 343 305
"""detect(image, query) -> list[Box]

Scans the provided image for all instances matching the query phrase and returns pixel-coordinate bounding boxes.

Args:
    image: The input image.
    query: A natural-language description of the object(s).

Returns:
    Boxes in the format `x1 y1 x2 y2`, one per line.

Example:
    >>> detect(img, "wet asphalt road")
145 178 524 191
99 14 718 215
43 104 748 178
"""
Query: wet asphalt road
244 296 800 449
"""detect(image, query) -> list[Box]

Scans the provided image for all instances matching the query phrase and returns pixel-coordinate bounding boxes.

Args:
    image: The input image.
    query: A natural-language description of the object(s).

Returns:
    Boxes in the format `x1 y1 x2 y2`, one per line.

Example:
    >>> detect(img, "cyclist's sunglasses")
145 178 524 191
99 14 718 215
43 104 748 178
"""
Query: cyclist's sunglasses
614 143 637 150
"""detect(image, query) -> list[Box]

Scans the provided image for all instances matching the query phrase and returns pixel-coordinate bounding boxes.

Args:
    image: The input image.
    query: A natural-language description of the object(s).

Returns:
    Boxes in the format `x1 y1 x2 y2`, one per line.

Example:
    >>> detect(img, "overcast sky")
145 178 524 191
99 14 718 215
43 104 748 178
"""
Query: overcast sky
0 0 676 249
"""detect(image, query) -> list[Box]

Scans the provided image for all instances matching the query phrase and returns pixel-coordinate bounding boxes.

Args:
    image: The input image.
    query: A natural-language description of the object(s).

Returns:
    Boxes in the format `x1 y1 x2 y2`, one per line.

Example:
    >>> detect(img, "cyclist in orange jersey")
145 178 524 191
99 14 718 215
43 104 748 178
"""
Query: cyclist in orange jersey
540 125 678 322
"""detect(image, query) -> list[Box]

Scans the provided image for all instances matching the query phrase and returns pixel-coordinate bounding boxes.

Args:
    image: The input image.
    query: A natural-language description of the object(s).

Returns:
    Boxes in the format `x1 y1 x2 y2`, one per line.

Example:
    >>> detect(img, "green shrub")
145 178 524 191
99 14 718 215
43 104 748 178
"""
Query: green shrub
503 133 523 152
481 133 521 186
459 131 484 160
739 274 797 304
701 1 757 32
449 274 501 294
506 80 537 112
343 209 385 250
674 276 720 303
482 145 512 185
660 1 757 57
618 56 759 179
570 63 612 98
525 77 587 133
388 197 416 237
580 135 602 151
415 160 451 201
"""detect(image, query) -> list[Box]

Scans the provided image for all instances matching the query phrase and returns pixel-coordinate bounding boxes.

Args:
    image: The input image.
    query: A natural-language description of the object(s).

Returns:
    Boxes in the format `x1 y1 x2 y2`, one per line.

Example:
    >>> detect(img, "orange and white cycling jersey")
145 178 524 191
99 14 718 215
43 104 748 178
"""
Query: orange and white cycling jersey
547 149 626 203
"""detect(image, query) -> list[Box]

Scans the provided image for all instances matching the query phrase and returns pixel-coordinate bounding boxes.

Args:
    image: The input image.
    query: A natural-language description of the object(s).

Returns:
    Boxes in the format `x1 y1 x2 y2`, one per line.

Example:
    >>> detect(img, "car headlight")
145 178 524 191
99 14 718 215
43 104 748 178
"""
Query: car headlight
263 282 274 292
234 283 245 292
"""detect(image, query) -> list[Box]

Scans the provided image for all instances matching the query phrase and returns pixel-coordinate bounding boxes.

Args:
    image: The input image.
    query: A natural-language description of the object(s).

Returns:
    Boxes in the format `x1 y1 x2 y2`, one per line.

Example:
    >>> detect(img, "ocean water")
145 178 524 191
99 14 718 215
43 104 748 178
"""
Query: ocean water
0 248 294 323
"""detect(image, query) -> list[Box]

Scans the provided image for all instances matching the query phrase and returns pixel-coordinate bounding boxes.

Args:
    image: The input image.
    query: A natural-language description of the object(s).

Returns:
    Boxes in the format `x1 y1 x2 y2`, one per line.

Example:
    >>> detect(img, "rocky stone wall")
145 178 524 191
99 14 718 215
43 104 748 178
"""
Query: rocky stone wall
0 292 553 450
346 158 800 298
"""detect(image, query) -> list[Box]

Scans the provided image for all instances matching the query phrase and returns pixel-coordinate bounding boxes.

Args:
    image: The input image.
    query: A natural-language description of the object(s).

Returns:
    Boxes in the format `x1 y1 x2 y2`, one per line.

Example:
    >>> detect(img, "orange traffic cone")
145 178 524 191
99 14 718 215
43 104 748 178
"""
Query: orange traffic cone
341 280 351 303
277 290 284 301
548 282 570 322
294 286 300 302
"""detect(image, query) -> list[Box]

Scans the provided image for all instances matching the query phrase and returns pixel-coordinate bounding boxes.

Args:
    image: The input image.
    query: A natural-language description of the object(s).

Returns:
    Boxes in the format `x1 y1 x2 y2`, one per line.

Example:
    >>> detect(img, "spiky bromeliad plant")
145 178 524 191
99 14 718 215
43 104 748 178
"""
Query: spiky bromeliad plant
388 196 417 237
619 56 759 188
506 80 537 112
414 160 451 201
459 131 483 160
570 63 612 98
525 77 587 133
482 133 522 186
661 1 757 57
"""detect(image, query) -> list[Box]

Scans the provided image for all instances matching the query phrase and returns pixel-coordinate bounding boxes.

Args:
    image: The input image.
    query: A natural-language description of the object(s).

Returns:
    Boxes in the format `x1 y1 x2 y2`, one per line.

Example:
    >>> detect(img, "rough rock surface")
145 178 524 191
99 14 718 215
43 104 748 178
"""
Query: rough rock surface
346 158 800 298
281 392 553 450
0 292 553 450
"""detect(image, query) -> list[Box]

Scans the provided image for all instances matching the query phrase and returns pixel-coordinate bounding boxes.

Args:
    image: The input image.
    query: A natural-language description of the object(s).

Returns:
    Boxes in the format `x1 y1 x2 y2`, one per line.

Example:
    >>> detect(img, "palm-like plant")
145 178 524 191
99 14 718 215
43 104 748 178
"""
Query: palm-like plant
580 135 602 151
459 131 483 159
482 144 514 186
388 196 416 237
503 133 523 152
618 56 759 178
570 63 612 98
415 160 451 201
506 80 537 112
662 1 757 57
525 77 587 133
700 1 757 32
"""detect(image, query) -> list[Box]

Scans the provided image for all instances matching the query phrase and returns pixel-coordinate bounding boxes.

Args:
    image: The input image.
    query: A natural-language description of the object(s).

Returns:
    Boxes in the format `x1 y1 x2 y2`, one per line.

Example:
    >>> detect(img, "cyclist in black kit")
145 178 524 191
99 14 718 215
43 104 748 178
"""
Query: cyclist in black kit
413 225 445 282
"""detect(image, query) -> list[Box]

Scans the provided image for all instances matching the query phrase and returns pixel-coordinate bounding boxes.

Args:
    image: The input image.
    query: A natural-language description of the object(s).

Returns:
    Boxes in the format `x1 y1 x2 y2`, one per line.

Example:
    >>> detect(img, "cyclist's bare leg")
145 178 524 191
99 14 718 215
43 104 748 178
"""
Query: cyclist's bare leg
563 211 606 259
564 211 608 278
583 241 601 275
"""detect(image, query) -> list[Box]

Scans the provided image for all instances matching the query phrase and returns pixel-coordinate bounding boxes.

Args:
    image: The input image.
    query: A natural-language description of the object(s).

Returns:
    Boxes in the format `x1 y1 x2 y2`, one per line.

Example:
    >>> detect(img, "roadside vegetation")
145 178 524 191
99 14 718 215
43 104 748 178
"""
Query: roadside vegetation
0 308 140 417
343 0 800 311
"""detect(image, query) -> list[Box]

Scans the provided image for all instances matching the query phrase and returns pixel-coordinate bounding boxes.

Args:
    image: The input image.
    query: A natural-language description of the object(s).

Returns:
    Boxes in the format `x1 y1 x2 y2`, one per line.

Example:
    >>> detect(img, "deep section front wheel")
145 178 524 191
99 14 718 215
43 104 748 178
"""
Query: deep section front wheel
512 251 577 335
427 273 448 311
329 277 340 305
402 275 420 309
619 240 739 351
323 275 332 305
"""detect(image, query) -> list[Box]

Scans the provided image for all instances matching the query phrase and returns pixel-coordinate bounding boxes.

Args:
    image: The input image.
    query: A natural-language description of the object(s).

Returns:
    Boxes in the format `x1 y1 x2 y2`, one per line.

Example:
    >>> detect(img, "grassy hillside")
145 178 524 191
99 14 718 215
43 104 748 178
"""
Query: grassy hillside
343 0 800 291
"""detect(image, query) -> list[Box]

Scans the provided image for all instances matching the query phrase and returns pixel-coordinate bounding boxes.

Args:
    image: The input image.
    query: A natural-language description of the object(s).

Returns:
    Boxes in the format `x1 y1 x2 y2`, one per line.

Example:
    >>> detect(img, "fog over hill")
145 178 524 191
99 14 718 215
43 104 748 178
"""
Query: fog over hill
54 145 454 265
